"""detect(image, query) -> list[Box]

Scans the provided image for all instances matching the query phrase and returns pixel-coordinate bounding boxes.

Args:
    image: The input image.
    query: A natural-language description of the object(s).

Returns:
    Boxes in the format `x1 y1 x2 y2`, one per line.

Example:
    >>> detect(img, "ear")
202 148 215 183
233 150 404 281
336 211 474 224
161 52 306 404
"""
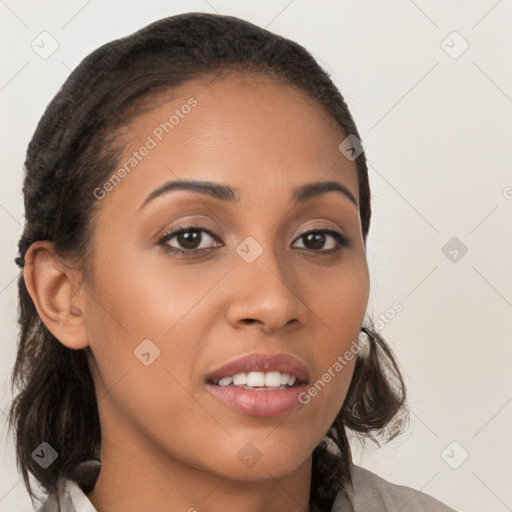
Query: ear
23 241 89 350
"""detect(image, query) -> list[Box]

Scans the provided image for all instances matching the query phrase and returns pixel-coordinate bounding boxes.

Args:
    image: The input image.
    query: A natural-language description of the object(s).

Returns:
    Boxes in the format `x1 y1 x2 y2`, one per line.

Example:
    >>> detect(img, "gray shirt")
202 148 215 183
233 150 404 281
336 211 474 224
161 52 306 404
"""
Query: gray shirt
37 459 457 512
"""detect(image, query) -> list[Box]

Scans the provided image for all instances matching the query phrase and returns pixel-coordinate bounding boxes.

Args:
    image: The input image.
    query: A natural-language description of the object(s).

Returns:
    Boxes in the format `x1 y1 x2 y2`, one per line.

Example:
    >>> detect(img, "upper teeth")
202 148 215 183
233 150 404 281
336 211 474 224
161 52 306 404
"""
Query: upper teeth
217 371 296 387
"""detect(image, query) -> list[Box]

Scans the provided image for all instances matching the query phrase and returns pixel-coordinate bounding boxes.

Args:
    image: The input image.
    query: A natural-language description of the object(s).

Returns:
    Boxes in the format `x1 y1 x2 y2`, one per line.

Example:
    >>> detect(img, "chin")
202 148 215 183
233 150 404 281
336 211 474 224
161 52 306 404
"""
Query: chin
208 439 312 481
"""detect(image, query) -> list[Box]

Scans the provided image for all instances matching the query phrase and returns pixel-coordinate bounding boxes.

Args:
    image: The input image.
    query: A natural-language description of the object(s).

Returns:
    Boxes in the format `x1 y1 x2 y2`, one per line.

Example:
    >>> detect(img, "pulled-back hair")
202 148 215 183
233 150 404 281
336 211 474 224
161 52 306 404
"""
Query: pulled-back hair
8 12 407 512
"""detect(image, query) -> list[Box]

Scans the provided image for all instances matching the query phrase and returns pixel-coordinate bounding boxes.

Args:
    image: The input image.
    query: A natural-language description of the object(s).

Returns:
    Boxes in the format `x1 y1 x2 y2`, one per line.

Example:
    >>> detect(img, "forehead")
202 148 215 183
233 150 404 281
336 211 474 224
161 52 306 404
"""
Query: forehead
100 70 359 212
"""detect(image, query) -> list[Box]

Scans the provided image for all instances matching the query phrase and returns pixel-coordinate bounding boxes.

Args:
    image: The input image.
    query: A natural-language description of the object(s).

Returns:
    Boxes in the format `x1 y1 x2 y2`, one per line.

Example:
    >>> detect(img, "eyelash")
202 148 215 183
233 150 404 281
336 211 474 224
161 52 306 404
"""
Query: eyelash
157 222 350 258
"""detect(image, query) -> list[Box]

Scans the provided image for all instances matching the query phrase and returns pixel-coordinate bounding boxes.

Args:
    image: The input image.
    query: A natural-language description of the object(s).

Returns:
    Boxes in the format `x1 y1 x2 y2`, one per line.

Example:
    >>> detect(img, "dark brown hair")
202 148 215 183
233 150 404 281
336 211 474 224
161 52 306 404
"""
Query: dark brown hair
8 12 407 512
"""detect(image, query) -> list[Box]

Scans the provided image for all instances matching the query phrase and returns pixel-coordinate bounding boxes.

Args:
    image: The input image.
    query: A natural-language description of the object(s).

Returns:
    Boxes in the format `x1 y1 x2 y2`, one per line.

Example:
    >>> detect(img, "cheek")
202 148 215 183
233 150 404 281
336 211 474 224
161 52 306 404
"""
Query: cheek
308 252 370 338
83 252 230 421
299 257 369 425
83 257 218 450
91 243 231 338
90 348 221 469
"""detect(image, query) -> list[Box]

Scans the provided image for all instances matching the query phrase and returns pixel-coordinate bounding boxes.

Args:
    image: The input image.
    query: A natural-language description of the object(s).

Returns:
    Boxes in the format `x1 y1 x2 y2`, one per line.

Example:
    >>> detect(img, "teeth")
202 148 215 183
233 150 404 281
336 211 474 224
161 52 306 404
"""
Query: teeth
218 376 233 386
232 373 247 386
216 371 297 388
247 372 265 387
262 372 282 387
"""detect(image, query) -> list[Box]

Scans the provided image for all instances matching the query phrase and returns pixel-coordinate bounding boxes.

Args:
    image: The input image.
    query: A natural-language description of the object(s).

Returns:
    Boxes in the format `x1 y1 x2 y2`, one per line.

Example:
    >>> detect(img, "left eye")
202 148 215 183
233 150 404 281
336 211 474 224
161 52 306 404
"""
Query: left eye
293 230 344 251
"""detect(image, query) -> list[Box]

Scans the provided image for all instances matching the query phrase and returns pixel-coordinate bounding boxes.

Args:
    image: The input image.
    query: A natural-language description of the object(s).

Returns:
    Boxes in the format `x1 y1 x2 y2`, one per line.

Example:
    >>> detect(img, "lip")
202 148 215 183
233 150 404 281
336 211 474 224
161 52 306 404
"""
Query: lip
205 352 310 418
205 382 309 417
206 352 310 384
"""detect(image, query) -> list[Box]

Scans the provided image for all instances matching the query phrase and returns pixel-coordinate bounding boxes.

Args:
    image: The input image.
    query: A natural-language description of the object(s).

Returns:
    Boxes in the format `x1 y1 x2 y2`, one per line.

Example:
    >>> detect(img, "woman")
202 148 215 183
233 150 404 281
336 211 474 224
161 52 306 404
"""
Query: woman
9 12 456 512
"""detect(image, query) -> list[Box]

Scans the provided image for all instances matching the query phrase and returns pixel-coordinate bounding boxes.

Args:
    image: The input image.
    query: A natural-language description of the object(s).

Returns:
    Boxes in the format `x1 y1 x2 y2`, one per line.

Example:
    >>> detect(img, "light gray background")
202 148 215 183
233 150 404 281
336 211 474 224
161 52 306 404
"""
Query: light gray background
1 1 511 511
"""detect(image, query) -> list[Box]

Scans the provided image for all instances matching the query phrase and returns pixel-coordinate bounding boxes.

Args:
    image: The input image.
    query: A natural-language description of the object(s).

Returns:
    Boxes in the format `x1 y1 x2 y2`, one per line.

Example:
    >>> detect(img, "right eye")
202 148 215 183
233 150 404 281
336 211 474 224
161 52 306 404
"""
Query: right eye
157 224 223 257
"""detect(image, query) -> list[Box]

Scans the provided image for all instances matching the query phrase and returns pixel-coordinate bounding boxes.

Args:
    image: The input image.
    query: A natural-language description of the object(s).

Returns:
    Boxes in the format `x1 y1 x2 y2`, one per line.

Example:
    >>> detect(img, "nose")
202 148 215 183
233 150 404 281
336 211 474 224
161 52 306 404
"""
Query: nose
225 244 309 334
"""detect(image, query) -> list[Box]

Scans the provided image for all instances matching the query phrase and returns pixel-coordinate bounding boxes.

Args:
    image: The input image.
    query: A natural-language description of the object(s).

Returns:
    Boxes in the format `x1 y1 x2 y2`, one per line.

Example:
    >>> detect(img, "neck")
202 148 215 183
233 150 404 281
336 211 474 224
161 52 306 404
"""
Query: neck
86 430 312 512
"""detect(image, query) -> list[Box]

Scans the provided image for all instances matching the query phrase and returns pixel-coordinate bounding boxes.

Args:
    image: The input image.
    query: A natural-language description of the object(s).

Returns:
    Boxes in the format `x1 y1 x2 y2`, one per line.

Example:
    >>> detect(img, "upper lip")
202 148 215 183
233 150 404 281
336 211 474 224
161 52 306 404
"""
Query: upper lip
207 352 310 384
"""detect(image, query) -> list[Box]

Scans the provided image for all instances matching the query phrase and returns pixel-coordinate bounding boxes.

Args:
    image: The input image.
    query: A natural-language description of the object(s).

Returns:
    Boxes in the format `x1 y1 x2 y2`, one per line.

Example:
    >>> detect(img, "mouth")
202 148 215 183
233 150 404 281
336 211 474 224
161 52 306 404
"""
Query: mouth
205 353 310 417
208 370 305 391
206 352 310 390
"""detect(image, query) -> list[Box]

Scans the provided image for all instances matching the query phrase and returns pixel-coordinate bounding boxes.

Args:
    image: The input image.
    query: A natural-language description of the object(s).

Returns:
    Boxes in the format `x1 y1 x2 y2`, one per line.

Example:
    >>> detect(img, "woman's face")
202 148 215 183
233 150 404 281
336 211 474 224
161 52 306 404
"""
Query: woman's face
82 71 370 480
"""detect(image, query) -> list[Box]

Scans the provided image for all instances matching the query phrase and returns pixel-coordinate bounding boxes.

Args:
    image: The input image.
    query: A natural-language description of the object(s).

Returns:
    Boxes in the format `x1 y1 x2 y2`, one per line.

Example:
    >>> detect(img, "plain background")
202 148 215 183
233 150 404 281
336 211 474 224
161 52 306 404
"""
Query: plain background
1 1 511 511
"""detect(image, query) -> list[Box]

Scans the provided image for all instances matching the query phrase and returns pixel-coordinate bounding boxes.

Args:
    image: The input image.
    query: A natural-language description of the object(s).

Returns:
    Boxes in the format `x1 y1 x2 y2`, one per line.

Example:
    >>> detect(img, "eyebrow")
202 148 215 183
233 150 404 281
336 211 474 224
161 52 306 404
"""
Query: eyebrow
138 179 358 210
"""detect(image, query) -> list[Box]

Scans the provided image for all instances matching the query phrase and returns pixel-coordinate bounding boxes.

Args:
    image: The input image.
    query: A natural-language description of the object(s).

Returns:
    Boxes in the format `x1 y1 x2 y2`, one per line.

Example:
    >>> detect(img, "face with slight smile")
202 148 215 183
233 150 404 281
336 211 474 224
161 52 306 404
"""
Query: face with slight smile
81 71 370 482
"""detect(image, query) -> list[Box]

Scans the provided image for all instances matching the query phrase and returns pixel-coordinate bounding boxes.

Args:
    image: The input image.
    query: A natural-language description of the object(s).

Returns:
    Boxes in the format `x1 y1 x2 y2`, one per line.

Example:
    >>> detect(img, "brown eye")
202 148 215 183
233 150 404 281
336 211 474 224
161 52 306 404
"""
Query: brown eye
172 229 208 250
158 225 222 257
293 229 349 254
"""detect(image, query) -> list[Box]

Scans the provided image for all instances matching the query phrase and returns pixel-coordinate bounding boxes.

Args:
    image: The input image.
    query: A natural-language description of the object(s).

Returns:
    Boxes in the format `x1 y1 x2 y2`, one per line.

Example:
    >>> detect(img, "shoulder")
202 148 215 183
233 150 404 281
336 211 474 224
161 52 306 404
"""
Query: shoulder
331 463 457 512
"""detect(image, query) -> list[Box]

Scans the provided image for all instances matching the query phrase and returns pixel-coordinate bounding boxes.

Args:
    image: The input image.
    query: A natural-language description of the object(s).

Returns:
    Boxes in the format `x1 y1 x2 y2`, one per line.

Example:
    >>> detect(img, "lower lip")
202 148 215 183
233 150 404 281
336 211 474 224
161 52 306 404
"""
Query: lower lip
205 382 309 417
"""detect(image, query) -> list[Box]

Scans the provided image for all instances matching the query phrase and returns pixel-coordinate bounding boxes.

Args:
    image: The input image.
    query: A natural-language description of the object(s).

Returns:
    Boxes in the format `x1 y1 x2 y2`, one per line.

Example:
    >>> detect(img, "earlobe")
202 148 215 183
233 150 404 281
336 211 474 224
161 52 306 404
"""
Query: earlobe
23 241 90 350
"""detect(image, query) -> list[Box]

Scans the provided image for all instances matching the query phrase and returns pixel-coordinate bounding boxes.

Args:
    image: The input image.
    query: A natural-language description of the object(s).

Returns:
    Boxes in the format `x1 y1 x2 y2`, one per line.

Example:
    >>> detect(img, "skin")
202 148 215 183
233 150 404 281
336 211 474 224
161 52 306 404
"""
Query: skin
24 71 370 512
